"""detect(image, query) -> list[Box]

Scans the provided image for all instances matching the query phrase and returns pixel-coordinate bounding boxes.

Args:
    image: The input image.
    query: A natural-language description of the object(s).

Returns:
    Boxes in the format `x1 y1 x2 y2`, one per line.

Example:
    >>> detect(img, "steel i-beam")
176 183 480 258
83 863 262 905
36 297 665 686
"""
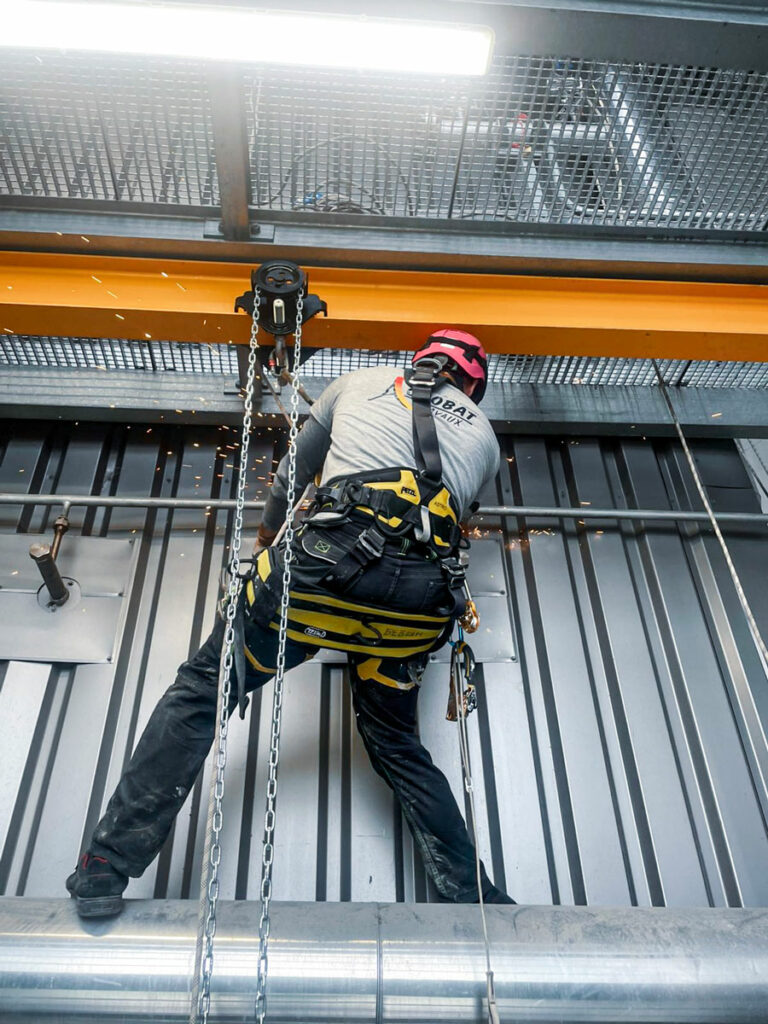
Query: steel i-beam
1 252 767 362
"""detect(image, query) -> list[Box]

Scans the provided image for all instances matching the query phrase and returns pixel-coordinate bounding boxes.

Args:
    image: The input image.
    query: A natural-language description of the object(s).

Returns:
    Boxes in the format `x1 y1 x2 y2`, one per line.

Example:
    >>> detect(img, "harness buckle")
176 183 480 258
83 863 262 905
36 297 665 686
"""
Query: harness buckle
441 558 466 586
357 526 386 560
343 481 364 505
407 356 444 391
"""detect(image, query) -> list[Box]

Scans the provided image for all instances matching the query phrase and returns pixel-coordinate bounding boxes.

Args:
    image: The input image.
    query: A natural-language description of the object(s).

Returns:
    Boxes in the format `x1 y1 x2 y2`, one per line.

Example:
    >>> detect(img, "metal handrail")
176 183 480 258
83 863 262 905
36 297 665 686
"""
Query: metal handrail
1 492 767 524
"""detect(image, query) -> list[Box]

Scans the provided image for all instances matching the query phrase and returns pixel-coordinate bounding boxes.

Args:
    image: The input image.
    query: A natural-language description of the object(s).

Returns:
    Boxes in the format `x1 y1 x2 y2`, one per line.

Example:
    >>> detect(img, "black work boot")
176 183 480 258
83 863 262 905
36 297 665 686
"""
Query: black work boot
66 852 128 918
481 882 517 904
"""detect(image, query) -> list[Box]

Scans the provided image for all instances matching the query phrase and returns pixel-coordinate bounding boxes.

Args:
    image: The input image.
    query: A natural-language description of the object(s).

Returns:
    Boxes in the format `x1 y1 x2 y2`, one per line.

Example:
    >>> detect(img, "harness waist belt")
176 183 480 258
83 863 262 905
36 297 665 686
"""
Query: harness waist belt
245 550 450 659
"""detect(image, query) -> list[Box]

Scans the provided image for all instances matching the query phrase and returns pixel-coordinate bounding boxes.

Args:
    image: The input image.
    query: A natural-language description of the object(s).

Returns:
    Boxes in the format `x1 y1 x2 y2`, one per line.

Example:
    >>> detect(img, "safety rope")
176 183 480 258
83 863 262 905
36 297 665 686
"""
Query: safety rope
451 624 501 1024
652 360 768 677
190 289 262 1024
255 288 305 1024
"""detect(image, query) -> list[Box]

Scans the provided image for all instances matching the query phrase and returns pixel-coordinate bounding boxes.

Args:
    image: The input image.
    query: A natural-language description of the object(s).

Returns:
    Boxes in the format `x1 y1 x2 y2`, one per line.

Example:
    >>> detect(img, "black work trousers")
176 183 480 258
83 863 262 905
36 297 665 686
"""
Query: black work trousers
90 533 501 902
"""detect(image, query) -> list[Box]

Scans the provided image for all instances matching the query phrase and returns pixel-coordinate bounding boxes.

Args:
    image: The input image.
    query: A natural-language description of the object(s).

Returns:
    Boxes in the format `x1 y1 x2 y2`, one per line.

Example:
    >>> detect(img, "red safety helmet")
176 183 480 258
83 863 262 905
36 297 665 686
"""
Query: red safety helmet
412 329 488 403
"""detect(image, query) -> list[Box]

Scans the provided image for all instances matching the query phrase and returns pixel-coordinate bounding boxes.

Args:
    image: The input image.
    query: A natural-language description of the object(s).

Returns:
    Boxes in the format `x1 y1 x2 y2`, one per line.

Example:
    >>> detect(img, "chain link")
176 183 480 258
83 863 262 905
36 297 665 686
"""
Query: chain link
255 289 304 1024
191 297 261 1024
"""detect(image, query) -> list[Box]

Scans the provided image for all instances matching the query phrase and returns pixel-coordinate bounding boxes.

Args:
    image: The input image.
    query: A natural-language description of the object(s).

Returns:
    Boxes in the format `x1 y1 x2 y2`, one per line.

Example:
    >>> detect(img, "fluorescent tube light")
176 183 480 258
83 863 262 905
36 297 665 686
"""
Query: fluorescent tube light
4 2 494 75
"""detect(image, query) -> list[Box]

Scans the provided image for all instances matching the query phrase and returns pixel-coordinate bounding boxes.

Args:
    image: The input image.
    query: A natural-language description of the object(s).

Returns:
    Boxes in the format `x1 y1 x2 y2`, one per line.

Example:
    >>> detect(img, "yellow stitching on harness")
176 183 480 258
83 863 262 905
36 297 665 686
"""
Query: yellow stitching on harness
428 486 458 524
245 549 277 606
269 623 438 657
288 589 448 624
285 607 440 642
355 656 415 690
365 469 421 505
244 645 275 675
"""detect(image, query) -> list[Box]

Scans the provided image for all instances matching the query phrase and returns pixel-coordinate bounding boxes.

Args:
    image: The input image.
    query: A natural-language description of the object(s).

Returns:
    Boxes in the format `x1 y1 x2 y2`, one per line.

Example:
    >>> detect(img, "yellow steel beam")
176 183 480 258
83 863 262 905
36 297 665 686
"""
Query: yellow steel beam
1 251 767 361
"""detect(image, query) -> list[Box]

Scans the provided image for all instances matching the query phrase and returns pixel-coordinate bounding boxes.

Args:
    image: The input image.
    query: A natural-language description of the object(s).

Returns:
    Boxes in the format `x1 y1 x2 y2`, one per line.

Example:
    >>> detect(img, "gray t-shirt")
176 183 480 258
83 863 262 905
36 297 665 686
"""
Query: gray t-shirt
262 367 499 530
312 367 498 515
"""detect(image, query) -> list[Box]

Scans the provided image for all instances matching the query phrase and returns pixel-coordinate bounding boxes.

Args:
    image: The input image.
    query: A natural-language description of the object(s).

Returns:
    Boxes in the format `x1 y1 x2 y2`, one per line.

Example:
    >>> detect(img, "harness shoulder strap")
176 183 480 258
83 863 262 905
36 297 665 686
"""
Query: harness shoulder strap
406 358 446 486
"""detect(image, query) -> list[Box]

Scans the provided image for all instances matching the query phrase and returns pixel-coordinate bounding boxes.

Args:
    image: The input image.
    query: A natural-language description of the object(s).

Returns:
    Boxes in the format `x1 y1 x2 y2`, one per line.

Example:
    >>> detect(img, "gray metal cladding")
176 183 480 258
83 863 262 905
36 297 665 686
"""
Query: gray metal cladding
1 419 767 908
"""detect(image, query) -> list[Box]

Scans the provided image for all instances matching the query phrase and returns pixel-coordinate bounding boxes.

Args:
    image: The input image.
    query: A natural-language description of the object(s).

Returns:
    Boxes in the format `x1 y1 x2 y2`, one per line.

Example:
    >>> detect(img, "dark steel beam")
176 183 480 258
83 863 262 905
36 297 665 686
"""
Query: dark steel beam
3 370 768 437
206 71 253 243
0 207 765 284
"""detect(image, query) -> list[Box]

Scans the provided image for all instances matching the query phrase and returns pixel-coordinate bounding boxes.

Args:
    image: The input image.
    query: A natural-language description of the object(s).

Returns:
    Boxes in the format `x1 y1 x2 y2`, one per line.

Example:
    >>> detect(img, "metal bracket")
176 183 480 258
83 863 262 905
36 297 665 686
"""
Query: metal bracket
28 504 71 606
2 534 136 663
203 219 274 242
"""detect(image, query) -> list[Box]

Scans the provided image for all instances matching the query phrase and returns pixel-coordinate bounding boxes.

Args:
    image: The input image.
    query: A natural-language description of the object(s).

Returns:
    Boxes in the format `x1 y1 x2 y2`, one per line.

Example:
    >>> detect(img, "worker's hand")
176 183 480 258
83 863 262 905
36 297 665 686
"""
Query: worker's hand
252 524 278 557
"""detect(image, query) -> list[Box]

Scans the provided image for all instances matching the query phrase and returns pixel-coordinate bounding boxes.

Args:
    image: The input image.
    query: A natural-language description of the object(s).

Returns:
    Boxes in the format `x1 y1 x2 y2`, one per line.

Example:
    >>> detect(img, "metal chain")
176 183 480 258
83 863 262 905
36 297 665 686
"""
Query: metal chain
255 288 304 1024
190 294 261 1024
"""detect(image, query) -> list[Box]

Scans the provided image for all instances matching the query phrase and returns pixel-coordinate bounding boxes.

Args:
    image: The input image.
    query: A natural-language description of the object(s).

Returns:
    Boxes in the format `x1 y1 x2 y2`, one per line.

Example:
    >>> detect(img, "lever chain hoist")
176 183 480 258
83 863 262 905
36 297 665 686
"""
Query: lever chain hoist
192 263 312 1024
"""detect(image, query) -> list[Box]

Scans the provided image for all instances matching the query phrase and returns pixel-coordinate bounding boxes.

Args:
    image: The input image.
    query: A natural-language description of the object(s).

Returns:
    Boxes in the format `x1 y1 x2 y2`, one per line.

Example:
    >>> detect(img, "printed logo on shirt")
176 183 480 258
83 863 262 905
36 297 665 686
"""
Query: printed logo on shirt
369 377 477 426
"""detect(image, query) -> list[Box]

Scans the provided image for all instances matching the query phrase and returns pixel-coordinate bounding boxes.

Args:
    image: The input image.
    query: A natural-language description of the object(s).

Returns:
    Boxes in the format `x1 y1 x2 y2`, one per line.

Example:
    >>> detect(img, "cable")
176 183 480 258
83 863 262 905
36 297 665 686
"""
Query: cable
451 627 501 1024
652 360 768 678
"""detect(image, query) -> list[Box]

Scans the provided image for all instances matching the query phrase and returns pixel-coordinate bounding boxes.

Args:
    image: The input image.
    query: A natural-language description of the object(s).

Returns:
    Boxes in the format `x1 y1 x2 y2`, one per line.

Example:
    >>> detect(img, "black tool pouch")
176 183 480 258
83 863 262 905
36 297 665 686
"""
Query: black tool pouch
246 549 285 629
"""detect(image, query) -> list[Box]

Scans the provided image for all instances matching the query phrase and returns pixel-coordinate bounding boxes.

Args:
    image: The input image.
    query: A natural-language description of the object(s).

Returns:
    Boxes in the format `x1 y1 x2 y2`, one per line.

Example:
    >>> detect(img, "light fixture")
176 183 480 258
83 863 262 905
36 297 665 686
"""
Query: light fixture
5 2 494 75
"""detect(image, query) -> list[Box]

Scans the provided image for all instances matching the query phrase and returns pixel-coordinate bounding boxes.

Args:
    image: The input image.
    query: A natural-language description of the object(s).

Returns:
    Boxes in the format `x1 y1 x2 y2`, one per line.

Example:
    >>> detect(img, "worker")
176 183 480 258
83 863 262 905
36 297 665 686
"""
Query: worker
66 329 515 917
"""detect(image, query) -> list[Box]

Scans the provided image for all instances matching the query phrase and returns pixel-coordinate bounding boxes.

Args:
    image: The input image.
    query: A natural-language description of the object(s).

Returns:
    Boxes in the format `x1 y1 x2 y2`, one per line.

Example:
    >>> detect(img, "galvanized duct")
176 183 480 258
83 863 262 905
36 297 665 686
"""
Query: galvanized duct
1 898 768 1023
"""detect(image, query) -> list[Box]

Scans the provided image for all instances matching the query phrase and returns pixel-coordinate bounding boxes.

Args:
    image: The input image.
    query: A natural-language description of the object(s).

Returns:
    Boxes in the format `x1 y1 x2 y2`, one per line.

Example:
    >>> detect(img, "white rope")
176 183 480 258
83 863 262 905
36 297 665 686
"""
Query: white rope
451 629 501 1024
653 360 768 678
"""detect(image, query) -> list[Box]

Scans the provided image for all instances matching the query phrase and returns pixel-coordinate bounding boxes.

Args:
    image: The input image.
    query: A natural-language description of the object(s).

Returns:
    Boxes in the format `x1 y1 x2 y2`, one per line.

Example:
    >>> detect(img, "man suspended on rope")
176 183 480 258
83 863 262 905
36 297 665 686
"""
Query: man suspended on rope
66 329 515 917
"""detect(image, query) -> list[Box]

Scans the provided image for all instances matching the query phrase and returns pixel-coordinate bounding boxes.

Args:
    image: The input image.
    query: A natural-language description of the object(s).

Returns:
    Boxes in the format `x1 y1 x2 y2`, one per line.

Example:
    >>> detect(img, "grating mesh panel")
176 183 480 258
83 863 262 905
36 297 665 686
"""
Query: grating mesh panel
0 336 238 373
246 57 768 230
0 52 218 204
3 338 768 387
2 51 768 230
301 349 768 388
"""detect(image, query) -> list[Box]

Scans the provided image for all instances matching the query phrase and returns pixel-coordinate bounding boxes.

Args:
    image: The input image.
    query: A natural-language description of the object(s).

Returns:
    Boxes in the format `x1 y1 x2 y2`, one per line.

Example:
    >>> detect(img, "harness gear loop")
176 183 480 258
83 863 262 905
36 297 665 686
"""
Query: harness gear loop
255 288 305 1024
190 284 262 1024
449 624 500 1024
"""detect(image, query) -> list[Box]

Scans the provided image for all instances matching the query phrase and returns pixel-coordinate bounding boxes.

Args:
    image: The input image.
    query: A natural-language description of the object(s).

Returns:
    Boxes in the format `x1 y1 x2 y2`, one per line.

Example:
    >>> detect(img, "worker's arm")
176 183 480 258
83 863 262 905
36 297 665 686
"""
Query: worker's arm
254 413 332 550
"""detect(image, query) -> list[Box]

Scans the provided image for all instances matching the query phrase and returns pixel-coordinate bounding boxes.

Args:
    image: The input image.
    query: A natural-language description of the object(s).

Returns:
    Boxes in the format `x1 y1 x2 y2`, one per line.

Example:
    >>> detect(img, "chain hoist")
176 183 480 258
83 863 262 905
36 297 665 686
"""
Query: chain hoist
190 286 261 1024
255 287 304 1024
190 262 317 1024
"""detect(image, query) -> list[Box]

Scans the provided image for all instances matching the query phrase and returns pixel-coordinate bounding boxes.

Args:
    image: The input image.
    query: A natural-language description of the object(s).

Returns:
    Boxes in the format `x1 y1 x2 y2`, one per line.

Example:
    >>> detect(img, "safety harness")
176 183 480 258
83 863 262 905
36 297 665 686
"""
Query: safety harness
242 356 472 679
303 356 468 598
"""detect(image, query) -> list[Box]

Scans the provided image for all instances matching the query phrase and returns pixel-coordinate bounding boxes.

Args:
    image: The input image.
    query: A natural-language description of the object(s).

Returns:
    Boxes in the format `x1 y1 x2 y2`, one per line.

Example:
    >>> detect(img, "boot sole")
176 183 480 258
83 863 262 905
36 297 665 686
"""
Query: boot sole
70 893 124 918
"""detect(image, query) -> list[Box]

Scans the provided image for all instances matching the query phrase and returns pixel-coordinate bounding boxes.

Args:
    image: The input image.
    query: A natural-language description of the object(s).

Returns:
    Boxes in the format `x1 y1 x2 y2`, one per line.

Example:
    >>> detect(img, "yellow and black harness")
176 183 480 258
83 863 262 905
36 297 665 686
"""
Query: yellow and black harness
237 358 468 714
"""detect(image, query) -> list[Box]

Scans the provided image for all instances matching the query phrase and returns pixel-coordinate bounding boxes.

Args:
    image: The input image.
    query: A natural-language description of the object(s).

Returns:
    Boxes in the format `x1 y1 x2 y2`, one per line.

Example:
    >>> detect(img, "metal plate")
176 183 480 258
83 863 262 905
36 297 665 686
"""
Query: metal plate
0 535 136 663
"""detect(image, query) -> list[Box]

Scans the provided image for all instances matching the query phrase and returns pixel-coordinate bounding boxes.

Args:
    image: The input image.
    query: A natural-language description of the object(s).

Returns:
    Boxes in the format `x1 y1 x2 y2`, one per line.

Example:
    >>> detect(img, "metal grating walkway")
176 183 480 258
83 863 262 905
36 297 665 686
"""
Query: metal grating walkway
248 59 768 230
2 50 767 233
4 337 768 389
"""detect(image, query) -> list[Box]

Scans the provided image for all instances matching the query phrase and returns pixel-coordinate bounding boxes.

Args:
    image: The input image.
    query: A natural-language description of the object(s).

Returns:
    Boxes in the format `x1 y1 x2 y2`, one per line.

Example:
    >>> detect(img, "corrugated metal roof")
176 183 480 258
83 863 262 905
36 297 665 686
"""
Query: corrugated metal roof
1 420 767 907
